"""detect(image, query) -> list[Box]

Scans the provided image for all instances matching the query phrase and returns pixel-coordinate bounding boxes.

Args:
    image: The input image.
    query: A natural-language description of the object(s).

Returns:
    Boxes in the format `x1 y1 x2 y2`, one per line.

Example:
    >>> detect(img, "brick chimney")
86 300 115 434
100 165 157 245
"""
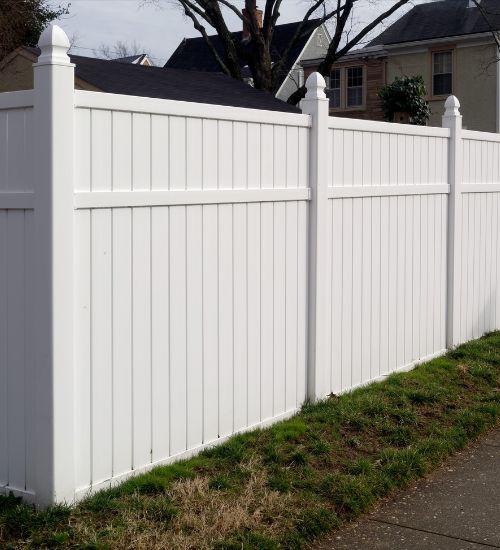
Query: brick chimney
242 0 263 41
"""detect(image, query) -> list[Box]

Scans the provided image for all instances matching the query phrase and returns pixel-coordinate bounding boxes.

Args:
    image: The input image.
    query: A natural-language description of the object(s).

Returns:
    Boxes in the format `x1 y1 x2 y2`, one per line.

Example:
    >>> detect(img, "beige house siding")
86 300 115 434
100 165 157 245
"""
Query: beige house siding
387 43 497 131
454 44 497 132
0 55 34 92
0 49 101 93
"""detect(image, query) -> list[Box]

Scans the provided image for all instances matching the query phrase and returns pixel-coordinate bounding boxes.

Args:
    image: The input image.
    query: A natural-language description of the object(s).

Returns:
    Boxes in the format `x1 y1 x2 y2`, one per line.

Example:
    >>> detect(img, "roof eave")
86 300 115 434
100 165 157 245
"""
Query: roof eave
381 31 497 52
300 46 388 67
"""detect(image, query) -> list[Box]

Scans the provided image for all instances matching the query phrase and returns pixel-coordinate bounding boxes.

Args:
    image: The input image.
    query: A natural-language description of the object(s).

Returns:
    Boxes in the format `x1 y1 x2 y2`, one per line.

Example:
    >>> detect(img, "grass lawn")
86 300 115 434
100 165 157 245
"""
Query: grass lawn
1 333 500 550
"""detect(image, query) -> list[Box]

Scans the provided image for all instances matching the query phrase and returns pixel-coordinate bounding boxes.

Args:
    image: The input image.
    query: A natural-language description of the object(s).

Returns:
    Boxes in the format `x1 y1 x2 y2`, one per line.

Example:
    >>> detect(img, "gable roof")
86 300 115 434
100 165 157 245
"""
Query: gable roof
369 0 500 47
165 19 321 85
114 53 153 66
21 47 298 112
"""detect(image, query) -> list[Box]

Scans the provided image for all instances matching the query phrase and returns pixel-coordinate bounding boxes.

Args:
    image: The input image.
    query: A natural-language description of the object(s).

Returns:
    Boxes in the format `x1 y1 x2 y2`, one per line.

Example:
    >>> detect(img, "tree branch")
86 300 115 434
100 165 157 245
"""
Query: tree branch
471 0 500 51
286 0 411 105
180 0 214 26
168 0 412 102
323 0 410 69
200 0 243 78
216 0 243 21
272 0 348 88
177 0 233 77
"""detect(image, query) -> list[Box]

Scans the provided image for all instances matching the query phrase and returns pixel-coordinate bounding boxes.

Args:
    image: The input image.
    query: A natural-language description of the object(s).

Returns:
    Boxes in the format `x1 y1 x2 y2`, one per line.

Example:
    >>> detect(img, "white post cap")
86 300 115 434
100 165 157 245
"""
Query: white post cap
305 72 327 100
36 24 71 65
444 95 461 117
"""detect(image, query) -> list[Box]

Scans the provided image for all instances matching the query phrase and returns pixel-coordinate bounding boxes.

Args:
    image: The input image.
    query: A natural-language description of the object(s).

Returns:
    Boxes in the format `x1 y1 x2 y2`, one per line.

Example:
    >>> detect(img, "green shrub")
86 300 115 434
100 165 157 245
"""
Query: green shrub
378 76 431 125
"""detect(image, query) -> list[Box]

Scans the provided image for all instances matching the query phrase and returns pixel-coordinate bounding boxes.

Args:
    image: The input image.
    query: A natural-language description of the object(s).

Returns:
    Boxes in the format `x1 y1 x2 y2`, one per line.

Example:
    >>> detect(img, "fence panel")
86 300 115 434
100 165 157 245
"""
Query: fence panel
459 132 500 343
0 99 35 498
326 120 450 394
73 96 309 495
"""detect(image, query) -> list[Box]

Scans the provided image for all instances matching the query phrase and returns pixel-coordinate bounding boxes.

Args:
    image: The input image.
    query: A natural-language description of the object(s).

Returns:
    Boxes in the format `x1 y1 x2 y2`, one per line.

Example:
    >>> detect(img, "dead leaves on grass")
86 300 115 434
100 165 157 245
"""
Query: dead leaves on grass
74 458 290 550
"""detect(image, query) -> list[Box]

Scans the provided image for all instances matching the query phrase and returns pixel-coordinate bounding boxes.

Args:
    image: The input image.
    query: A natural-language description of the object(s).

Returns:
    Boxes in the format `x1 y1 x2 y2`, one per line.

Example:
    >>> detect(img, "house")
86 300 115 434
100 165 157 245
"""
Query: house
114 53 154 66
369 0 500 131
303 0 500 132
165 14 331 103
0 46 298 112
301 45 387 121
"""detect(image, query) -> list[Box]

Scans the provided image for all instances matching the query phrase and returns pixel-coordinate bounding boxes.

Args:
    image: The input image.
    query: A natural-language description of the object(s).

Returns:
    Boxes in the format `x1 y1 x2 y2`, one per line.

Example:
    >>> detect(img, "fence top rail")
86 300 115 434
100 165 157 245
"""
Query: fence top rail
462 128 500 143
74 187 311 209
75 90 312 128
328 115 450 138
0 90 34 111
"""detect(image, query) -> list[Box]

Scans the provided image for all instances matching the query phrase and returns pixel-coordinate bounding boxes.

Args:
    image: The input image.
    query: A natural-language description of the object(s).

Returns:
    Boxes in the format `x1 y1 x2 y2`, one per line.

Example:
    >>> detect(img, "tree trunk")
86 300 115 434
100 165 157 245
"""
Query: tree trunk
287 85 307 105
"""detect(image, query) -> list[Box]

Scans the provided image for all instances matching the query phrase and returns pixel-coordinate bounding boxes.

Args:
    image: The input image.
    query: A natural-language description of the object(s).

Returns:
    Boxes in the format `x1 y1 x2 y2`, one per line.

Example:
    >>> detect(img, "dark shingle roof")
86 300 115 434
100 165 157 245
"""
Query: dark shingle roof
25 48 299 112
369 0 500 47
165 19 320 86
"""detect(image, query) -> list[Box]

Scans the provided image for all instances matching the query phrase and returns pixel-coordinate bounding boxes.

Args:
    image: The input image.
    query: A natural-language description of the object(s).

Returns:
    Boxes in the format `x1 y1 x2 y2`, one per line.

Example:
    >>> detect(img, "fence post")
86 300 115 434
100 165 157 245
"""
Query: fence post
442 96 463 349
301 73 329 401
33 25 75 505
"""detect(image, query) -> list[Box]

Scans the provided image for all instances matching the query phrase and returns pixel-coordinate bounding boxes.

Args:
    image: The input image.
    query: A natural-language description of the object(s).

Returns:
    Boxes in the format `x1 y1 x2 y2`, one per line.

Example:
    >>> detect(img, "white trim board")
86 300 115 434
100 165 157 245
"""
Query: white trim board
0 90 34 110
74 188 311 209
0 192 35 209
328 184 450 198
461 184 500 193
329 116 450 137
75 90 310 127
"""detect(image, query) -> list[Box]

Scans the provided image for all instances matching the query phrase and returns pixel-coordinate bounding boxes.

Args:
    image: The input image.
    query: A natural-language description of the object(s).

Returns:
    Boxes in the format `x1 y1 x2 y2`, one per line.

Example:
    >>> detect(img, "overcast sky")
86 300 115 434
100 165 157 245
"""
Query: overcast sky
55 0 424 66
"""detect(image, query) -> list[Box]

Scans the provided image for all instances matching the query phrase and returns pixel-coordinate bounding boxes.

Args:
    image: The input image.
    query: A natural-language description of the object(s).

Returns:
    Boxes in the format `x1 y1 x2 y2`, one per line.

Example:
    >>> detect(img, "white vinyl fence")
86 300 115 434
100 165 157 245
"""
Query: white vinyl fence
72 93 310 494
325 120 450 394
0 93 36 499
1 26 500 506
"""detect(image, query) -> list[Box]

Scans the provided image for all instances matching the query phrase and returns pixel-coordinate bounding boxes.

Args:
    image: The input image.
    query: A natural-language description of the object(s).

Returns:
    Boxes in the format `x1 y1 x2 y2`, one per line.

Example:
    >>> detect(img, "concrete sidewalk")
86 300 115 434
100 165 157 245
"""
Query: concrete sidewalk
316 428 500 550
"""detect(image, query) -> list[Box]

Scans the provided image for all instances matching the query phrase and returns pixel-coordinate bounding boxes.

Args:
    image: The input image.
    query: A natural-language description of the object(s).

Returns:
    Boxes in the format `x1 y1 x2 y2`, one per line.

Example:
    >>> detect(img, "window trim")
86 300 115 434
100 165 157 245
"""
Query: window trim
346 65 365 108
430 48 455 100
329 68 342 109
329 64 367 112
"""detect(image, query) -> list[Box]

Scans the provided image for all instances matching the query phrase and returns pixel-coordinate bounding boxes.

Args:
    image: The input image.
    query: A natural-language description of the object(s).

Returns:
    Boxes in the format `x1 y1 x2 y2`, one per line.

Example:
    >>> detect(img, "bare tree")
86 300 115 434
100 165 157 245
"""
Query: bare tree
94 40 149 60
67 31 81 54
155 0 412 104
0 0 69 60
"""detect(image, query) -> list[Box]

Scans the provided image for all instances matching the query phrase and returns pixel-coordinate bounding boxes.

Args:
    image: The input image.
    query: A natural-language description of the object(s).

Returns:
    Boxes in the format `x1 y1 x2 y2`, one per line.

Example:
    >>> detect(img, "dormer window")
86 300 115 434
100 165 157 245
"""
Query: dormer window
432 51 453 96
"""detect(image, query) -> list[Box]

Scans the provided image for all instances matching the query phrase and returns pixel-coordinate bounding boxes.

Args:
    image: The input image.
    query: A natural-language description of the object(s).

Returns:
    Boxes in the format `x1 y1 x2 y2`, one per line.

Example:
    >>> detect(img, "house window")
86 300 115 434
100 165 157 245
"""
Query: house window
433 51 452 96
330 69 341 108
327 65 365 109
347 66 363 107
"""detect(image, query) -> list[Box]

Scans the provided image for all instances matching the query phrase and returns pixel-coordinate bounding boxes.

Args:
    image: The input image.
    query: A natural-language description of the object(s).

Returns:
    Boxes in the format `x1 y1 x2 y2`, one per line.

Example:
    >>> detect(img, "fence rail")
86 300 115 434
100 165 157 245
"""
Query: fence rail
1 26 500 506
